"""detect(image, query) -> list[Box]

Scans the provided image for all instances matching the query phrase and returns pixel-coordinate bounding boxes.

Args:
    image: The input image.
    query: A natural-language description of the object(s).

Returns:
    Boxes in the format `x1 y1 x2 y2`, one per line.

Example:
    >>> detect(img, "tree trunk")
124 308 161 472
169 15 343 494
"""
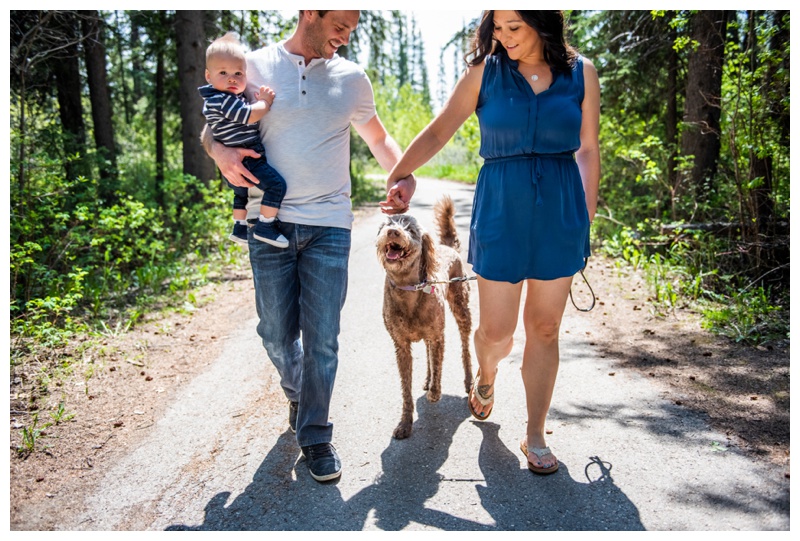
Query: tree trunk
768 10 789 147
411 16 430 104
745 11 773 235
175 10 216 195
396 12 408 87
751 10 789 278
130 14 144 104
665 12 679 220
114 11 132 124
155 15 166 211
81 10 118 203
680 10 728 206
17 73 27 196
50 12 90 183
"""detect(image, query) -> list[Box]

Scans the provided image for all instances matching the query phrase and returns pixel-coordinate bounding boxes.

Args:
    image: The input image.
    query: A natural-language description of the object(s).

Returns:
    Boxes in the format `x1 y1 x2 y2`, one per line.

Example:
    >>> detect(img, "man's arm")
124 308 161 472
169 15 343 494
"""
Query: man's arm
200 125 261 187
352 114 402 171
353 114 416 213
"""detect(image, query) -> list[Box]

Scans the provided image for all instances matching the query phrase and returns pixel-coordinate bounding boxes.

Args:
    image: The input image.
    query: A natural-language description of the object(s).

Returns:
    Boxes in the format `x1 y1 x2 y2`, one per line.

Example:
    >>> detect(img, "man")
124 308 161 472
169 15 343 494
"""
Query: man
203 10 414 482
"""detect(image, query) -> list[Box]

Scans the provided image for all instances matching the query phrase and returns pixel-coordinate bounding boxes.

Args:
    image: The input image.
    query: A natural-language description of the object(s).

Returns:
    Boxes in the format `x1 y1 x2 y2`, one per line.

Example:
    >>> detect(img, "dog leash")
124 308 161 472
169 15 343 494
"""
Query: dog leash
389 276 476 295
392 266 595 313
570 258 596 312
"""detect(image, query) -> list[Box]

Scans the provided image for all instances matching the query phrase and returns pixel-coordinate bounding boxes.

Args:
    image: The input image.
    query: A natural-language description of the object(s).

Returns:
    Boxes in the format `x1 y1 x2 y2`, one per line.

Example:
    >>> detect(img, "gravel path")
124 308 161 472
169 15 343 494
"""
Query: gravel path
59 178 789 531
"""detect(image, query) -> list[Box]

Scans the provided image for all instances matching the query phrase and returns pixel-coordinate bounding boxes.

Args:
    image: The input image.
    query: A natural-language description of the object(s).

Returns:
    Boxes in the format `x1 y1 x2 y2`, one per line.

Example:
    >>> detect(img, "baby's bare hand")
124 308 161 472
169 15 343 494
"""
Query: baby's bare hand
256 85 275 107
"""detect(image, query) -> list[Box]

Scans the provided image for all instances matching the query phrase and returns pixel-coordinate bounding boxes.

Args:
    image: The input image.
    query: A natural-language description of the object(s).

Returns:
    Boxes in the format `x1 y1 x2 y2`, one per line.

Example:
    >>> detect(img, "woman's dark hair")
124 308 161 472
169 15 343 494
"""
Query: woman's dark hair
466 10 578 73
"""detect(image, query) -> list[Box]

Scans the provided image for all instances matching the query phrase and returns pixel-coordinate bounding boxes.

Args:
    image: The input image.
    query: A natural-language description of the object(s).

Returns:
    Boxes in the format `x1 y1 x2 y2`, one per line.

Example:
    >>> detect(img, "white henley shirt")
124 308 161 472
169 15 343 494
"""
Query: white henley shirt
243 41 377 230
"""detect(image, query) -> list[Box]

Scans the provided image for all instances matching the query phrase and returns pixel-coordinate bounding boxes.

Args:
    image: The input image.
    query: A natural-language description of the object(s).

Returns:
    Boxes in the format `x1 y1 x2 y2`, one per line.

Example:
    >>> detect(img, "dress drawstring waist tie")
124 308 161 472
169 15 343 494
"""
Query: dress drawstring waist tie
484 152 575 206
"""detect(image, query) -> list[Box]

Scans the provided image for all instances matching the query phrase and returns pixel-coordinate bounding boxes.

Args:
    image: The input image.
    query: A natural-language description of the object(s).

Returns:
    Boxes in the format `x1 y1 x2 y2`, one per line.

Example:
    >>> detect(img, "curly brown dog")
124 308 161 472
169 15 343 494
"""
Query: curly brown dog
375 196 473 439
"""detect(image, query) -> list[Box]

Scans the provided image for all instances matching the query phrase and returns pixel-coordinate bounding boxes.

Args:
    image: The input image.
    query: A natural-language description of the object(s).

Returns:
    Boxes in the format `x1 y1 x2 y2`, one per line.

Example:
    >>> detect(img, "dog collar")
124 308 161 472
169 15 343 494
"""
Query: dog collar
389 279 436 295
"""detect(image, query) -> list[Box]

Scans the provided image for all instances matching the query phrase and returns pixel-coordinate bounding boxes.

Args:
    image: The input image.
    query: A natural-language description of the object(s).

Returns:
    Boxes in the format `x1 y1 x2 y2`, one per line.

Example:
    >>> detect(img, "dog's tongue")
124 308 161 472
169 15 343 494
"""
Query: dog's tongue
386 245 403 260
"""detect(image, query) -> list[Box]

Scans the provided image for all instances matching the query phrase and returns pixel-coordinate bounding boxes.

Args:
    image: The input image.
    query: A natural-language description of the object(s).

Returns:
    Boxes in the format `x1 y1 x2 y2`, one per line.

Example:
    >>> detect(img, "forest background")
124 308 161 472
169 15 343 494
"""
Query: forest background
7 10 790 454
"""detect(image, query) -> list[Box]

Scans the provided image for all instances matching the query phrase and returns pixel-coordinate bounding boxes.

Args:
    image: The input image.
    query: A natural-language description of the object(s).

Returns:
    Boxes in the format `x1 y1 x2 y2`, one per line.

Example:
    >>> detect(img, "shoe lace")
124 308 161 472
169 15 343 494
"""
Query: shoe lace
306 443 334 460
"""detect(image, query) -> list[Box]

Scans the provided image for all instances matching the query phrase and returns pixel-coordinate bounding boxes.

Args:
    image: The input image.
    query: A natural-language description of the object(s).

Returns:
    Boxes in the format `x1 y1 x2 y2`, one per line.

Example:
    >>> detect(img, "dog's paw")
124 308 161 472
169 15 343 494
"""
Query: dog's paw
464 377 473 395
426 388 442 403
422 378 430 391
392 421 412 439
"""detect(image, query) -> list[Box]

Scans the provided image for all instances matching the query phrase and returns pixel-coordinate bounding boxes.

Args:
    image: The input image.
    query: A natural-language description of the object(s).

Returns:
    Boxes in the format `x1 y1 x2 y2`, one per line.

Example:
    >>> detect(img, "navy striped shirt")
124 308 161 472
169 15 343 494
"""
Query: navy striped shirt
198 84 261 146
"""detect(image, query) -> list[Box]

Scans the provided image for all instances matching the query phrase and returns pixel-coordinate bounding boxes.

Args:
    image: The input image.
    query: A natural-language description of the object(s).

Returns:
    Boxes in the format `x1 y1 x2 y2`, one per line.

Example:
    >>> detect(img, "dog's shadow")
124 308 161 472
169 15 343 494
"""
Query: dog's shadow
353 393 491 530
165 394 489 531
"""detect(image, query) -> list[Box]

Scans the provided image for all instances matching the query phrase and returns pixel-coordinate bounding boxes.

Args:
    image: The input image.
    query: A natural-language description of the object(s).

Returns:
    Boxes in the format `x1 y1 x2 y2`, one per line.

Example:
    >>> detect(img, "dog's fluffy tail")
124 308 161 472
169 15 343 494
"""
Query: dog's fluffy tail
434 195 460 250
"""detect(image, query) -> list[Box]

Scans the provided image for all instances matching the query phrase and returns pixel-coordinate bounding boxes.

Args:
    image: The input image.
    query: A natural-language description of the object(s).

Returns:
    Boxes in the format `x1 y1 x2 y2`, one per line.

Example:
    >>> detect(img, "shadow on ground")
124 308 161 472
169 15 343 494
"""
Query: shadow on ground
166 395 644 531
587 301 789 459
474 422 643 530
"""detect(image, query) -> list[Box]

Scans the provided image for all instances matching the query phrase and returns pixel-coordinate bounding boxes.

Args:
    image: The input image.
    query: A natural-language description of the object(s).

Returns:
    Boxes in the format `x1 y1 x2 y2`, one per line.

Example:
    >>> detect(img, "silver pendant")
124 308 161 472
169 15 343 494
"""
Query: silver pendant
531 74 539 81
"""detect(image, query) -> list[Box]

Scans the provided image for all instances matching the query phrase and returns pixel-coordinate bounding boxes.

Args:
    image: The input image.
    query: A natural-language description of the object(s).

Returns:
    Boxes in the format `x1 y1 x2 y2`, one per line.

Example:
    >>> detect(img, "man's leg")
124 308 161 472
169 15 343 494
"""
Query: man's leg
294 224 351 447
249 223 302 406
250 222 350 481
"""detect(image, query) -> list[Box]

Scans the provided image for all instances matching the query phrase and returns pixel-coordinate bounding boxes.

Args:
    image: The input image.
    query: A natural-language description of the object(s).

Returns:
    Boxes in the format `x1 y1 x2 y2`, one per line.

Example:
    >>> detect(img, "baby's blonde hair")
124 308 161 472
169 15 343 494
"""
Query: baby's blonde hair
206 32 246 64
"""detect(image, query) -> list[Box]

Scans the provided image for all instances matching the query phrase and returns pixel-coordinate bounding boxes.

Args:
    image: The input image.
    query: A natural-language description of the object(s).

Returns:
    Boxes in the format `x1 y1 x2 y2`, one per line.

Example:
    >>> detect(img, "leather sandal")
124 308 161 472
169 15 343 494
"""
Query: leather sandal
520 440 559 475
468 373 494 420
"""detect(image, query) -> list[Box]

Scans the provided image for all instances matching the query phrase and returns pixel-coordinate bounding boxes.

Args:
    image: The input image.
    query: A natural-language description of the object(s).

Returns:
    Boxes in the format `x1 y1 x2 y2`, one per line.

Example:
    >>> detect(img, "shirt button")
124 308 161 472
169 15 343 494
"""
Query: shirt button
302 76 306 80
302 90 306 95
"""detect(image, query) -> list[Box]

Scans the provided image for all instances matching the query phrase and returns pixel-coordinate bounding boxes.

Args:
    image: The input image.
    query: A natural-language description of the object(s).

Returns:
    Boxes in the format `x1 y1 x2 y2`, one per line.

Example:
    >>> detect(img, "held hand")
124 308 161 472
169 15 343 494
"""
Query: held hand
212 142 261 187
379 174 416 215
255 85 275 108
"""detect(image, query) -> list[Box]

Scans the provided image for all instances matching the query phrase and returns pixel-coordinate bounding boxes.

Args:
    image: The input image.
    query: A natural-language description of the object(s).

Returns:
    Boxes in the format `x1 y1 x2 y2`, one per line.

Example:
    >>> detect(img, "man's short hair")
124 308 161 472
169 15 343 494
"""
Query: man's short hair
299 10 329 18
206 32 246 64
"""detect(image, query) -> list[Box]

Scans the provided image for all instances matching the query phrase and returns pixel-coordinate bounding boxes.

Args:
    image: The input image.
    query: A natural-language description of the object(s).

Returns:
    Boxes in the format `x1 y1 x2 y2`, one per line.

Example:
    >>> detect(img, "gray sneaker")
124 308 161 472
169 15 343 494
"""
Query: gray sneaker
301 443 342 482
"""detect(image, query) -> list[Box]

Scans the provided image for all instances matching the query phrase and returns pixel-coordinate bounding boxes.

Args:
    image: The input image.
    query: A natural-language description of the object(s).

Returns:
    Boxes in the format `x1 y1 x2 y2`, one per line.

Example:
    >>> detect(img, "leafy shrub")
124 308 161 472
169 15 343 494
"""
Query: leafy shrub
10 156 231 347
600 221 788 344
702 286 788 344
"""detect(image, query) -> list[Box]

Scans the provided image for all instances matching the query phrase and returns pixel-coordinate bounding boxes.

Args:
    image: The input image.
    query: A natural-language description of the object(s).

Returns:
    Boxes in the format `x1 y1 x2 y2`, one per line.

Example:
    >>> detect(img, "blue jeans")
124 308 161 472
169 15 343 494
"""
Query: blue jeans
249 221 351 447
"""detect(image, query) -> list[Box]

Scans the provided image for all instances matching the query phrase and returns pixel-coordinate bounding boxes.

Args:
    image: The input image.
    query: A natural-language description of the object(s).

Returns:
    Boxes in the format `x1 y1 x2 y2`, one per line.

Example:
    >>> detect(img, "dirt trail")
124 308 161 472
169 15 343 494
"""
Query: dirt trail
9 178 789 531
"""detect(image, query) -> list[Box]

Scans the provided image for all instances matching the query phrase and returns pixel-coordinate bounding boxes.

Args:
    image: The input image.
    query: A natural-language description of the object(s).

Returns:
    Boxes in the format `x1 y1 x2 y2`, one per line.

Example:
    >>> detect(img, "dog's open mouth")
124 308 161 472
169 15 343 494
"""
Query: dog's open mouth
385 242 408 261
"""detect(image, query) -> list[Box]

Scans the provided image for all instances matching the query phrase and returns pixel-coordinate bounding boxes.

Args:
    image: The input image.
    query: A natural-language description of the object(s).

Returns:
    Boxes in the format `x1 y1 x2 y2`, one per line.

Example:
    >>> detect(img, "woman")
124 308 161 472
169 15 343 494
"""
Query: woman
381 10 600 474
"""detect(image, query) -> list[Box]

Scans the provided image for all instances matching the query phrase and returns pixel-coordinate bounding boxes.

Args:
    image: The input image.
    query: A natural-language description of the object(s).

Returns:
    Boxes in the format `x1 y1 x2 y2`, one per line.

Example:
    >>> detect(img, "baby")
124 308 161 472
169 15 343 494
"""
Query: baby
199 32 287 248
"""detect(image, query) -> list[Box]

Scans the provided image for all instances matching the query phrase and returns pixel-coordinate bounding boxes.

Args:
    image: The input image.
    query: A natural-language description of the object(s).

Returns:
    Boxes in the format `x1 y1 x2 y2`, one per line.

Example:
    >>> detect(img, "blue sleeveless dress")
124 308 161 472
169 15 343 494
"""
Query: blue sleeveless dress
468 53 591 283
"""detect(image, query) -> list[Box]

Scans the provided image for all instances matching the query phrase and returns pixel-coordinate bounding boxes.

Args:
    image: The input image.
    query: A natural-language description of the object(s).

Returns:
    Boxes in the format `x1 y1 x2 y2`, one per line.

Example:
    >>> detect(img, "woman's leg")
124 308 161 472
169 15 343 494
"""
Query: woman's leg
469 277 524 417
520 276 573 469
